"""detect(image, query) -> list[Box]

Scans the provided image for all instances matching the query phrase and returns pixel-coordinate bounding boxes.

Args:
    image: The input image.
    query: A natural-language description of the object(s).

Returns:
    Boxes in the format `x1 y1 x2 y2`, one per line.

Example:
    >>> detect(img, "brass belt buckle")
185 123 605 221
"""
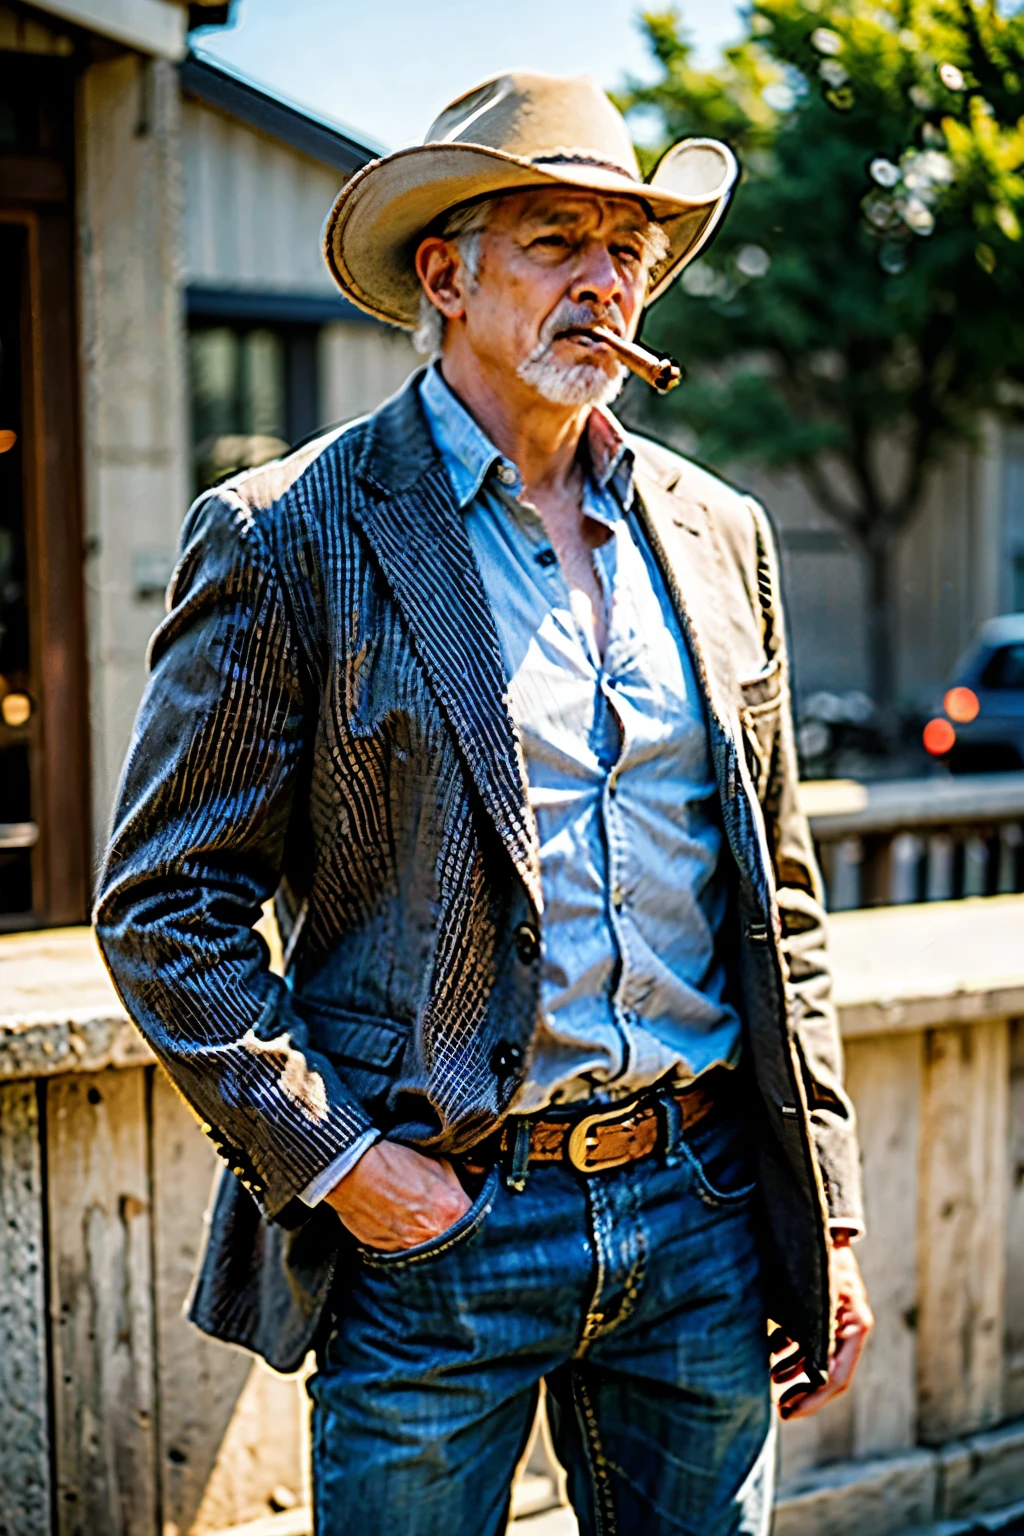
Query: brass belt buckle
567 1098 641 1172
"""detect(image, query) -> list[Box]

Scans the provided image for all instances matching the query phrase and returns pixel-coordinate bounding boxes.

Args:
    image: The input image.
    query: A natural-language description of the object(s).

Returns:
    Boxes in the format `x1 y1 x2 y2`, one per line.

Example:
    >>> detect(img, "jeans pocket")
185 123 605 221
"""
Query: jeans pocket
681 1118 757 1210
355 1166 500 1271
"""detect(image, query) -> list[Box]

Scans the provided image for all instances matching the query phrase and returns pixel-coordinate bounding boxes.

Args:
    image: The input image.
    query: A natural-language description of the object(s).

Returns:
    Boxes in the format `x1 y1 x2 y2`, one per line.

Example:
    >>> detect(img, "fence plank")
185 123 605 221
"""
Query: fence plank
917 1019 1009 1443
151 1069 309 1536
846 1032 922 1456
1005 1018 1024 1419
47 1068 157 1536
0 1079 51 1535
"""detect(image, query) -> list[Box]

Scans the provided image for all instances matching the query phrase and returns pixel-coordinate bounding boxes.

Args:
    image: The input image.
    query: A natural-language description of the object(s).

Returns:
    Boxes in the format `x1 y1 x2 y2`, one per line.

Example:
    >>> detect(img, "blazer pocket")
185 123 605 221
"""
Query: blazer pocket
295 996 407 1108
738 660 783 800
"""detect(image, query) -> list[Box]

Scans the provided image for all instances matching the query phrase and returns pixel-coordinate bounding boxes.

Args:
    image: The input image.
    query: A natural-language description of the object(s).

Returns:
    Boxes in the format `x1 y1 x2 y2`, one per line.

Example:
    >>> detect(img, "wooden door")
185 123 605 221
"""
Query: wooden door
0 50 88 928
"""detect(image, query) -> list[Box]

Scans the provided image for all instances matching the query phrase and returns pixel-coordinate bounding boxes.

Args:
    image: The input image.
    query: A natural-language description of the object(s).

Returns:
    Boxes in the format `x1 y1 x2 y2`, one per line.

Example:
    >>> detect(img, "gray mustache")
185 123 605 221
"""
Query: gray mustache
539 301 626 347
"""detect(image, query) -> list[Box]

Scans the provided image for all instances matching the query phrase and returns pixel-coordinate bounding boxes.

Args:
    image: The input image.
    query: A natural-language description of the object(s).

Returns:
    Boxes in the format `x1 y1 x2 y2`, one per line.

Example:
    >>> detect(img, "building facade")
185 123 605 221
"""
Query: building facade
0 0 416 934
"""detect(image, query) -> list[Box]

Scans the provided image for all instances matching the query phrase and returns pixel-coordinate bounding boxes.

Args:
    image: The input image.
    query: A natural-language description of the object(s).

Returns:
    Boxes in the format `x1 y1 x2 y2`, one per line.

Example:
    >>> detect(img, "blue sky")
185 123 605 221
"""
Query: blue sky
195 1 746 152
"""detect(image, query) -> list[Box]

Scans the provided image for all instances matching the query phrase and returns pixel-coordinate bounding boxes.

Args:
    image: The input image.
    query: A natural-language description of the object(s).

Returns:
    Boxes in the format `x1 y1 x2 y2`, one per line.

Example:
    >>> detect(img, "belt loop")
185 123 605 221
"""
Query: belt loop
659 1091 684 1168
505 1118 532 1193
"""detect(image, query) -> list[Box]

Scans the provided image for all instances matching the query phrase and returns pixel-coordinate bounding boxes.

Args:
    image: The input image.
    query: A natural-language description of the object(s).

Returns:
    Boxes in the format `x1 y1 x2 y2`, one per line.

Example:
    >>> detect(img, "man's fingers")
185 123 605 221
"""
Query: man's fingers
778 1383 817 1417
779 1327 869 1419
828 1325 868 1393
771 1355 810 1385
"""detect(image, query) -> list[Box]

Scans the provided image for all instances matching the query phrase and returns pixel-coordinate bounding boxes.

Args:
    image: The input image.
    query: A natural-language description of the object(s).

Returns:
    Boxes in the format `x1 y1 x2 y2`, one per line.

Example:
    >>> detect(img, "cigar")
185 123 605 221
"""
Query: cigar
588 327 683 393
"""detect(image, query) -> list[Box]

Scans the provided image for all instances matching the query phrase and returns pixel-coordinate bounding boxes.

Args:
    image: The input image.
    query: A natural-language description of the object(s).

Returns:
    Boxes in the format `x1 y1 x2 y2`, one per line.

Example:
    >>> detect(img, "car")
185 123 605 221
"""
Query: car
922 614 1024 772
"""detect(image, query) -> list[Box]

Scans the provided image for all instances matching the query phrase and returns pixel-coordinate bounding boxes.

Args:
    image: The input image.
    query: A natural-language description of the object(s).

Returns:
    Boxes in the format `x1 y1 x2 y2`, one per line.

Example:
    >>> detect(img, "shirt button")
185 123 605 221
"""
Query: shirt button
611 886 624 911
513 921 540 964
496 463 517 485
536 547 557 568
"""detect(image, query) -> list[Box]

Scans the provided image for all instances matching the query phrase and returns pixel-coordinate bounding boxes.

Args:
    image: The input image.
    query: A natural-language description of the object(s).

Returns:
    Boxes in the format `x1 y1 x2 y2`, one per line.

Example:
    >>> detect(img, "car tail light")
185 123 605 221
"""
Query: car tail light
923 718 956 755
944 686 980 723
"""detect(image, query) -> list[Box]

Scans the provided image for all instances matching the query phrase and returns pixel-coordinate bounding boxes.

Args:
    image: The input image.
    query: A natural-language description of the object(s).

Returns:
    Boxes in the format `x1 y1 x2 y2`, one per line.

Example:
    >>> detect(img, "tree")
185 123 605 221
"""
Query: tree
619 0 1024 715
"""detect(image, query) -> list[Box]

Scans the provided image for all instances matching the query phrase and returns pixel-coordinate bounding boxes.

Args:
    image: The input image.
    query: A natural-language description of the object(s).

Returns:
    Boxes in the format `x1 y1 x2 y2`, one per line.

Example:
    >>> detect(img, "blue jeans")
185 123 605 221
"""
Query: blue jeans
309 1108 774 1535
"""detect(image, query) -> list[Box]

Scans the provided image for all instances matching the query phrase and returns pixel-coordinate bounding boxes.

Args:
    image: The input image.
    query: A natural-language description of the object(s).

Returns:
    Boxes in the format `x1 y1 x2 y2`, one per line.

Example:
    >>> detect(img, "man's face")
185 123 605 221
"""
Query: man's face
420 188 659 406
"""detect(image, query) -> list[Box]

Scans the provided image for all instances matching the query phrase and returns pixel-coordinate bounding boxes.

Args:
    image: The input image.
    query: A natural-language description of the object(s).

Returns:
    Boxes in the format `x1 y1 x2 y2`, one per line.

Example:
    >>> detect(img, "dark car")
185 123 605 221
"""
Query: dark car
923 614 1024 773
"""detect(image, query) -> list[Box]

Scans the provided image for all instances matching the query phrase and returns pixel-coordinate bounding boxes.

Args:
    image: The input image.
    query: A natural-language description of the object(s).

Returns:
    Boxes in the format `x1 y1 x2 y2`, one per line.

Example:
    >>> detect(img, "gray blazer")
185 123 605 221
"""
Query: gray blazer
94 372 863 1378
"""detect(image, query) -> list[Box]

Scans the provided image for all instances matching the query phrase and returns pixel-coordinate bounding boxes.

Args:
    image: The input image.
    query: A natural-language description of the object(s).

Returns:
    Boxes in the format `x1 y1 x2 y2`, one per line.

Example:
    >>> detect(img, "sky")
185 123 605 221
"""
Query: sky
195 0 746 153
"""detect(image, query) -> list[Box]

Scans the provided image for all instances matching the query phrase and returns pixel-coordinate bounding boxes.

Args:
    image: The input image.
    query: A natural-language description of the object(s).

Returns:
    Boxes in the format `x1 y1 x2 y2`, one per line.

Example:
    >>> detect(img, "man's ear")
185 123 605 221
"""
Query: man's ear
415 237 469 322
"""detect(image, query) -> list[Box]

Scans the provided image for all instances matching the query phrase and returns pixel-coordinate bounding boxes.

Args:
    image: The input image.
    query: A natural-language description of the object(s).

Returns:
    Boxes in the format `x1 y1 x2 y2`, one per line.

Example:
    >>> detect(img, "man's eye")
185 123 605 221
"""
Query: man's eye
534 234 570 248
614 246 643 265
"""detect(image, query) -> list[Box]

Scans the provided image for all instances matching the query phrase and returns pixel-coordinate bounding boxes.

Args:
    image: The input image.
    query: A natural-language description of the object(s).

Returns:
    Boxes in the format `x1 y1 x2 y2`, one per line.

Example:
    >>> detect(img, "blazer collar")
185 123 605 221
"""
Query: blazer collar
351 372 543 910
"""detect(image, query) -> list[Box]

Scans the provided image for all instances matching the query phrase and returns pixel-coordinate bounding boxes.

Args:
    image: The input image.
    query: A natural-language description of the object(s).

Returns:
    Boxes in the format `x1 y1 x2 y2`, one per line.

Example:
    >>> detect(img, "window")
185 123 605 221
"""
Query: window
189 322 319 493
980 644 1024 691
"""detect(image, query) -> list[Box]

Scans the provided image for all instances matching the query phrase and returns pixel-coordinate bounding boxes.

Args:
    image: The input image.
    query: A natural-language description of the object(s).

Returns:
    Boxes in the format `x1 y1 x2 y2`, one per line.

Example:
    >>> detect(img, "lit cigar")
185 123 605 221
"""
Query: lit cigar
588 327 683 393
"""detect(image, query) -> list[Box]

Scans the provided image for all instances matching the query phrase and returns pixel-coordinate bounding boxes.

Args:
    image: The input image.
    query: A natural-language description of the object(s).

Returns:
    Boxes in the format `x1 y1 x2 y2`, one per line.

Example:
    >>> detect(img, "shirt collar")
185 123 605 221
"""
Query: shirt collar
420 363 512 507
419 361 635 512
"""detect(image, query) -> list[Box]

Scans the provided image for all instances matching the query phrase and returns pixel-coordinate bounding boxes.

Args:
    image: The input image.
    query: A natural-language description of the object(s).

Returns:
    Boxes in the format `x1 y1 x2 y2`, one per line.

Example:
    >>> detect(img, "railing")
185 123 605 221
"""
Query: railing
802 773 1024 911
4 902 1024 1536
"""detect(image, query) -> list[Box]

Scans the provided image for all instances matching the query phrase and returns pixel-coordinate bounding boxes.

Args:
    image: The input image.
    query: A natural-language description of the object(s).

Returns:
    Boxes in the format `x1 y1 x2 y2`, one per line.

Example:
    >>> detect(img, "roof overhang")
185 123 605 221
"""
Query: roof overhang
27 0 232 59
180 53 381 176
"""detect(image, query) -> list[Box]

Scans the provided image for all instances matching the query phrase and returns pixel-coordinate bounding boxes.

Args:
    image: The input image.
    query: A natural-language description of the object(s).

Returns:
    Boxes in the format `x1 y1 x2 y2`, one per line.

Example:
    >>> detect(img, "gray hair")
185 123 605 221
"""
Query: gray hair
413 198 498 357
412 197 671 359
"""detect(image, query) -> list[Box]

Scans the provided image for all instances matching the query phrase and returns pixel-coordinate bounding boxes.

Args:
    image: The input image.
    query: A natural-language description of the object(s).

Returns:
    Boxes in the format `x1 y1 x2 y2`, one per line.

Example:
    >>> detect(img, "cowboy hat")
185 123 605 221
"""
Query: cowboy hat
323 71 738 328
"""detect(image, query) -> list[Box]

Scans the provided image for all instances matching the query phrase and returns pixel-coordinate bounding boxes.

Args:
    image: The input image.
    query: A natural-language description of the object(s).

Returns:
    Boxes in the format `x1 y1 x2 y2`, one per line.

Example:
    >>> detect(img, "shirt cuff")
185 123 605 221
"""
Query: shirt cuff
298 1129 381 1207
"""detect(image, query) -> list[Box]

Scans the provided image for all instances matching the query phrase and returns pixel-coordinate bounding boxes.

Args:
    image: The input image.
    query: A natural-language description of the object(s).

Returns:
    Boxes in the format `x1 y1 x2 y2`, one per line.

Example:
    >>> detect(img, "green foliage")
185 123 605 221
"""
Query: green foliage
625 0 1024 546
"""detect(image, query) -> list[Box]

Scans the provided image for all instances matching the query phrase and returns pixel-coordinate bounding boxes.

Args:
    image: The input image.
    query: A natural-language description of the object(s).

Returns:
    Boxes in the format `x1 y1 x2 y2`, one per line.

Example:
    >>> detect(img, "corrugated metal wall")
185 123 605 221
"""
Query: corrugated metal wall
180 96 418 430
181 98 343 294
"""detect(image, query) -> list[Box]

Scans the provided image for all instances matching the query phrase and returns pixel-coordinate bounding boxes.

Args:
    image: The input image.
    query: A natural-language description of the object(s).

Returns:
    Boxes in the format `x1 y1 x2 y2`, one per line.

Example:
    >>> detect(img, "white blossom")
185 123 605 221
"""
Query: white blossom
811 27 843 54
819 59 850 88
735 244 771 278
870 158 901 189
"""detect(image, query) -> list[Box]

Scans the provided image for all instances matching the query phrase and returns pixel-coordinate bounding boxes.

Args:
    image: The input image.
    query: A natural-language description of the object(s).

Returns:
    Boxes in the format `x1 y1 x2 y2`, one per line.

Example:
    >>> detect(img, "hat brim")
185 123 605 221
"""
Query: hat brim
323 138 738 328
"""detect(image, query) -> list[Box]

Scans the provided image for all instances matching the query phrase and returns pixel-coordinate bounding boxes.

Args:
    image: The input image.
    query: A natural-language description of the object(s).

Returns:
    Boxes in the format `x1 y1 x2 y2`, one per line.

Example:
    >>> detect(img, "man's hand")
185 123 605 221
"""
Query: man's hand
770 1235 874 1420
325 1139 471 1252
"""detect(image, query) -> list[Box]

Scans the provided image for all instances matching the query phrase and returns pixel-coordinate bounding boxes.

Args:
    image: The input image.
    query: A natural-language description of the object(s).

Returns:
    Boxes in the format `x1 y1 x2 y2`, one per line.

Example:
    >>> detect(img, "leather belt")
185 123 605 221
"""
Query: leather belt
471 1070 725 1177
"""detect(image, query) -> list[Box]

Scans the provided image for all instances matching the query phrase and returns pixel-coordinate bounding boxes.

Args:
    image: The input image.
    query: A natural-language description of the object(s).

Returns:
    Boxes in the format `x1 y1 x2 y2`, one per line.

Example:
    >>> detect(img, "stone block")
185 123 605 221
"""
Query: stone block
938 1421 1024 1521
775 1449 938 1536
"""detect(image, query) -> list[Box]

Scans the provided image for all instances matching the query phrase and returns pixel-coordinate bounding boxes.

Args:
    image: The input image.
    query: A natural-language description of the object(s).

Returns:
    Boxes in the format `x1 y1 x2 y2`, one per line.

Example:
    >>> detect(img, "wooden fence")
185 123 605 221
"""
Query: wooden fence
803 773 1024 911
3 897 1024 1536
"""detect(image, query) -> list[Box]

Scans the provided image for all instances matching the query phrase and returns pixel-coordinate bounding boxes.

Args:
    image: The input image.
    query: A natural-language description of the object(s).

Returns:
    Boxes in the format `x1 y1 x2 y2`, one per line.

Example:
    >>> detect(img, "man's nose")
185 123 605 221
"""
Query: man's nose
569 240 623 310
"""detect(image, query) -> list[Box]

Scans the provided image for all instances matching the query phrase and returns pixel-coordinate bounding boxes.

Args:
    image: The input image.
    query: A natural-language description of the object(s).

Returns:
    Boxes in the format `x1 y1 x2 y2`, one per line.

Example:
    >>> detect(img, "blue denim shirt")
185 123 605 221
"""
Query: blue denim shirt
420 365 741 1112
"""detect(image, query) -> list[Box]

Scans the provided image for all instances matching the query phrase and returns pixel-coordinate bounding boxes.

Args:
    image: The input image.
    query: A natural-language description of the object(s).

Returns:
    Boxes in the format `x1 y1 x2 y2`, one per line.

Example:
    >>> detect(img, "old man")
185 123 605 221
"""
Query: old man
96 72 871 1536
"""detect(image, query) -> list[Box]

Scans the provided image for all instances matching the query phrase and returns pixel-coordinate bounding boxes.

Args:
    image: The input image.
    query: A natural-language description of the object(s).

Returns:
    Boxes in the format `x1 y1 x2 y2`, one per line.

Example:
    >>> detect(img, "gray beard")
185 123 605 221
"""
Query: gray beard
516 347 627 407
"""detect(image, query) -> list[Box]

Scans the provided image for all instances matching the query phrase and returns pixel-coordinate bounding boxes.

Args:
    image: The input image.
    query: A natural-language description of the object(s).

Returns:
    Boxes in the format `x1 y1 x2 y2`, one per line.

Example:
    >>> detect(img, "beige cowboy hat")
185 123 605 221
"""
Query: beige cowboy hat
323 71 739 328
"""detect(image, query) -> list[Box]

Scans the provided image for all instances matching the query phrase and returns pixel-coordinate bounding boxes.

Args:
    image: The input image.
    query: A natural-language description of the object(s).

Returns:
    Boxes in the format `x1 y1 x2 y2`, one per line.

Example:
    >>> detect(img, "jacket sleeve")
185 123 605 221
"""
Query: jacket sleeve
93 488 374 1220
745 498 865 1235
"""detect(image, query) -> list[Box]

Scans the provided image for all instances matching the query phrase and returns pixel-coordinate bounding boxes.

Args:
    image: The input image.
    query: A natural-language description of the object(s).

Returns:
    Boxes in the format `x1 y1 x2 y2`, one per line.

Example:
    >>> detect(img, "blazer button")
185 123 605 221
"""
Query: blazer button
490 1041 524 1079
513 922 540 964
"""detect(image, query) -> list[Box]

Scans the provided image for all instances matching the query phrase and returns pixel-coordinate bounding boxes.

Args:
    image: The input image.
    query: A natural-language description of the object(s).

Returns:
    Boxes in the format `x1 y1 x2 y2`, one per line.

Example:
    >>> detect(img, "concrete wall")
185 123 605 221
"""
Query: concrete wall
76 52 190 867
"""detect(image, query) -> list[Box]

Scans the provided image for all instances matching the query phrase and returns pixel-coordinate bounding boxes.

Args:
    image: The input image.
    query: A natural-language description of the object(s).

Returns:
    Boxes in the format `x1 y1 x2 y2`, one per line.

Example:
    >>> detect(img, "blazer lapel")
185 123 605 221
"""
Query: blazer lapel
351 376 542 910
631 454 739 740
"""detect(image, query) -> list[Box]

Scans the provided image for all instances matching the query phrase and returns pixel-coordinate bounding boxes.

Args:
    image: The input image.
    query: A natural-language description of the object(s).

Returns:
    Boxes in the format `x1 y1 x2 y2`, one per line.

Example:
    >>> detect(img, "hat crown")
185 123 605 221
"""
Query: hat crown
425 72 641 182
